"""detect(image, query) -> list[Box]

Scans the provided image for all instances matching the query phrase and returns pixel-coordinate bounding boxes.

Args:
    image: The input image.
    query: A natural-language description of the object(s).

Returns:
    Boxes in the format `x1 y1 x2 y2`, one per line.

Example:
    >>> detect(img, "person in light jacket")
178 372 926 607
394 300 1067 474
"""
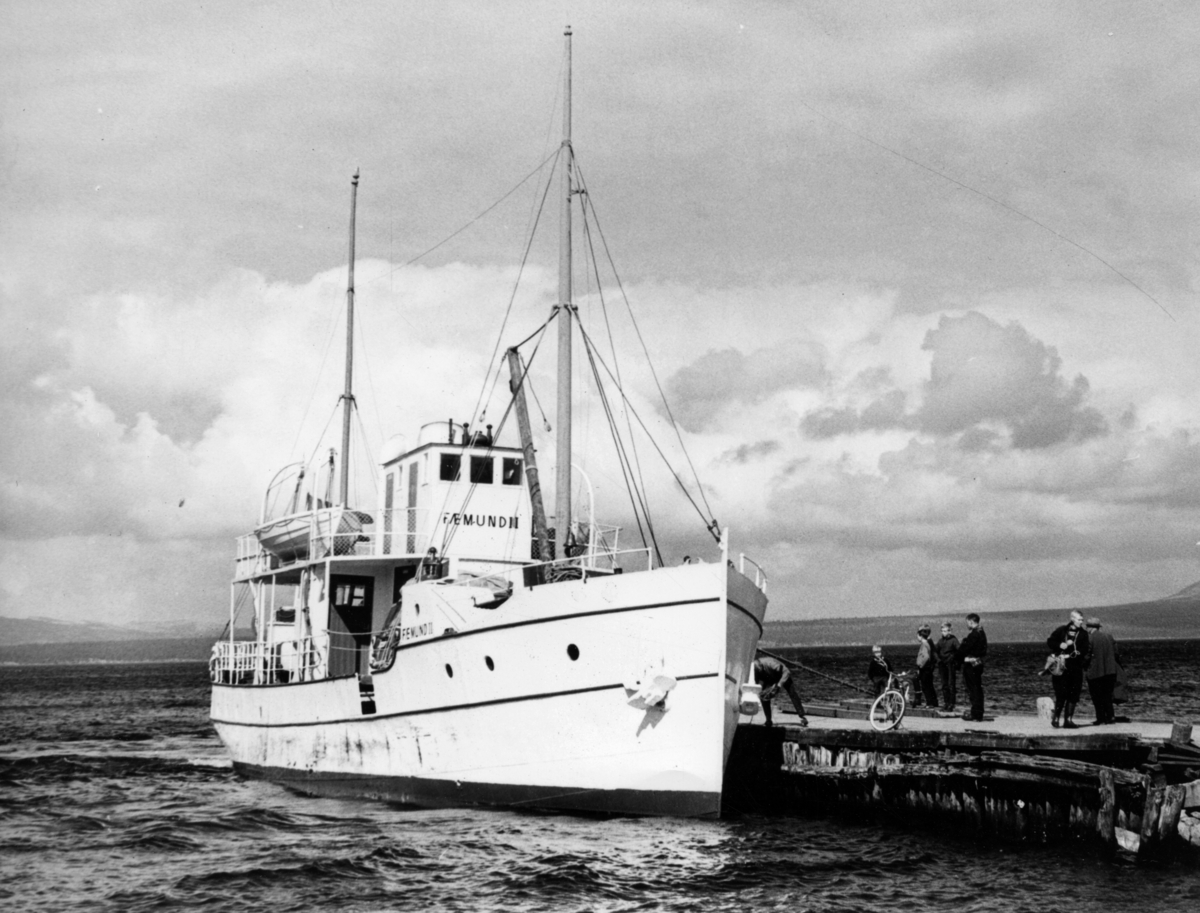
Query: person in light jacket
1045 610 1090 729
914 624 938 708
1084 617 1120 726
867 645 891 697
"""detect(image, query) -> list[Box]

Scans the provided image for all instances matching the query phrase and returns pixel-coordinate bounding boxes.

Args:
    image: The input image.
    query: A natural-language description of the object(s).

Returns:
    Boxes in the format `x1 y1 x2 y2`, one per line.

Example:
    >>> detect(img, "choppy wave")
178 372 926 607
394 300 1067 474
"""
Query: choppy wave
2 659 1199 913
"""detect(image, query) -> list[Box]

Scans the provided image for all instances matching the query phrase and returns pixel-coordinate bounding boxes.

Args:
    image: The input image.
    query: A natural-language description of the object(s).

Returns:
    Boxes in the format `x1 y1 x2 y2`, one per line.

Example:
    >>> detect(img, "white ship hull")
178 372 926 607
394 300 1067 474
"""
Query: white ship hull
212 561 765 816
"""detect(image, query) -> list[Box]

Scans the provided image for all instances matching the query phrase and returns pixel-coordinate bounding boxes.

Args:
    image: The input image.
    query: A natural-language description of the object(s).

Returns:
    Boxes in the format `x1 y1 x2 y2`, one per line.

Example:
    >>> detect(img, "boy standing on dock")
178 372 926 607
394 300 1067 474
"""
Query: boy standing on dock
935 622 959 713
914 625 938 708
867 646 891 696
957 614 987 721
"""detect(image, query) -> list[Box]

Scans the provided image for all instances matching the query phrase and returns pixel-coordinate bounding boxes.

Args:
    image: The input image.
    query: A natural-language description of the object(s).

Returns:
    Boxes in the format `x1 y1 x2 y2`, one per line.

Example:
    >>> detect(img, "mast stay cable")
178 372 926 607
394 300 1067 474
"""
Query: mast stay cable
572 161 720 534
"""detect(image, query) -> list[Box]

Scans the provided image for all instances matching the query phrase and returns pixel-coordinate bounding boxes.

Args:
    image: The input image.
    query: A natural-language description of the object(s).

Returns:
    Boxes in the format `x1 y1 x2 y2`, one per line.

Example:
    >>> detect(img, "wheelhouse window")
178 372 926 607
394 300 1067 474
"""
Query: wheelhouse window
469 456 493 484
439 453 461 482
502 458 523 486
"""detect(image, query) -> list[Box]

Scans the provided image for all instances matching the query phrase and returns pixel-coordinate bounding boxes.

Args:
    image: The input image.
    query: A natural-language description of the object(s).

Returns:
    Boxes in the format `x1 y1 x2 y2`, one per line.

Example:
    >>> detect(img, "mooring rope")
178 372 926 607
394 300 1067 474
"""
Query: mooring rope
756 646 873 696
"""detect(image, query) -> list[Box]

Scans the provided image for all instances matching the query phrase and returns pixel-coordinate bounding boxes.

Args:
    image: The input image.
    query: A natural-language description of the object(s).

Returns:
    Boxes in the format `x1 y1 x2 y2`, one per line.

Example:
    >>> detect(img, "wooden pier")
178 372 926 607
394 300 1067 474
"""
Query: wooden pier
722 707 1200 856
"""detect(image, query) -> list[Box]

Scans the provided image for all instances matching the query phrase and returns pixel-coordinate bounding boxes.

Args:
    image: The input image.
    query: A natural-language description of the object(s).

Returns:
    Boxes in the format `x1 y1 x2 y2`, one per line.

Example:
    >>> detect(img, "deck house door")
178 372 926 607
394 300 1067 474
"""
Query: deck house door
328 575 374 677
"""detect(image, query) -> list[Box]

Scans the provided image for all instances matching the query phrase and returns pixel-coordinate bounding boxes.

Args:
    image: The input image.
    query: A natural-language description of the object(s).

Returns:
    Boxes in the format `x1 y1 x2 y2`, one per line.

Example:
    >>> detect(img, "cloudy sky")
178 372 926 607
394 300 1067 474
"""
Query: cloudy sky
3 1 1198 630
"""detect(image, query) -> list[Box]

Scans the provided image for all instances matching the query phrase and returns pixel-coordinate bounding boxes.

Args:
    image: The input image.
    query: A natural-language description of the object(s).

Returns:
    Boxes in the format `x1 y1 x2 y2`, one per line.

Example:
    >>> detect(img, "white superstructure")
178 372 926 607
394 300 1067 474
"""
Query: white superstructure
211 421 767 816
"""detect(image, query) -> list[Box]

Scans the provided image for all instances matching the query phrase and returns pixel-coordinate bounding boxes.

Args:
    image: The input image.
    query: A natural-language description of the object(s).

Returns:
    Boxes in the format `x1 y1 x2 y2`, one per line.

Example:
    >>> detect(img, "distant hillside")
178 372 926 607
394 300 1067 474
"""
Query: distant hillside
763 589 1200 647
0 615 216 646
0 637 216 665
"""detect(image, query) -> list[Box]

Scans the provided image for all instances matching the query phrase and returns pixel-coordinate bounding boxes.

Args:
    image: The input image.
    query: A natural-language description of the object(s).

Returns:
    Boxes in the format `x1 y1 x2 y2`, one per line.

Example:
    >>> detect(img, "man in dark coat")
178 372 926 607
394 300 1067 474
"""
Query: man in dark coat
1046 610 1090 729
935 621 959 713
914 624 938 708
1084 617 1120 725
957 613 987 722
753 656 809 728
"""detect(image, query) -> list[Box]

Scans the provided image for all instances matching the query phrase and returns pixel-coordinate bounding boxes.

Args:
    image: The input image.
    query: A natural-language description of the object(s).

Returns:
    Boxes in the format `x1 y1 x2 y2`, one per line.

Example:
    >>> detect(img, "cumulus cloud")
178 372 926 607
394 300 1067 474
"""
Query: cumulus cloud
798 312 1108 451
917 311 1108 448
803 390 911 438
664 339 825 431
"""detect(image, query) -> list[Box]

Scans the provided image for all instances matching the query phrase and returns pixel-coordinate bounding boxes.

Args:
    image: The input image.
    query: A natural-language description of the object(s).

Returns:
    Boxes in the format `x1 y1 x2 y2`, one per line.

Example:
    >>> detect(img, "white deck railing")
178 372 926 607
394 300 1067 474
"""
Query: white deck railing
210 636 327 685
738 553 768 593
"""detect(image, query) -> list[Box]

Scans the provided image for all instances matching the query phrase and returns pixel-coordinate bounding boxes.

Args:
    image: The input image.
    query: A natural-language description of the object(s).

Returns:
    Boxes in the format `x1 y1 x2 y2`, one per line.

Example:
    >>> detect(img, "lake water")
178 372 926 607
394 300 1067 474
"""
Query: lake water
1 643 1198 912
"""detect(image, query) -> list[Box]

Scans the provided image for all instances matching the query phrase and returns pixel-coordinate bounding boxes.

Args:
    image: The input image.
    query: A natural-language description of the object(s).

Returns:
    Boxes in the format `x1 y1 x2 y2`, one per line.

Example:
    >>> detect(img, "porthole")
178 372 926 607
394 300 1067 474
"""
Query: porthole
445 663 454 678
485 656 495 671
567 644 580 661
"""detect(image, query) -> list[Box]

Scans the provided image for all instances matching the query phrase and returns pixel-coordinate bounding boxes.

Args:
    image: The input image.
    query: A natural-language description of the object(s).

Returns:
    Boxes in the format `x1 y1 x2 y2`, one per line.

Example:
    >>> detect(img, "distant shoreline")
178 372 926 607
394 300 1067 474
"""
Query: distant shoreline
0 657 210 667
1 636 1197 668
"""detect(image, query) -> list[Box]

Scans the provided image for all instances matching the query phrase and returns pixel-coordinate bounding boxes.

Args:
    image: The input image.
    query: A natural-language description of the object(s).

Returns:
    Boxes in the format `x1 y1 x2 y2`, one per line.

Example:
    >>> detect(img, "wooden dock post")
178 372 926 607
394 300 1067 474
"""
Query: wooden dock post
1158 785 1187 843
1139 779 1166 855
1096 768 1116 847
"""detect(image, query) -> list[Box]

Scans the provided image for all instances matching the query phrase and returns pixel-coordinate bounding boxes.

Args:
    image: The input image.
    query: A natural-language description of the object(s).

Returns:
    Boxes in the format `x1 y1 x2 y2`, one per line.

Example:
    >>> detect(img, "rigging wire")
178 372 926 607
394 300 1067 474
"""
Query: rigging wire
382 150 560 277
757 646 873 697
289 288 345 462
794 99 1174 322
304 402 343 481
572 163 718 526
575 167 655 536
438 324 551 557
353 286 386 457
575 309 658 562
467 148 562 436
573 319 719 538
352 406 380 505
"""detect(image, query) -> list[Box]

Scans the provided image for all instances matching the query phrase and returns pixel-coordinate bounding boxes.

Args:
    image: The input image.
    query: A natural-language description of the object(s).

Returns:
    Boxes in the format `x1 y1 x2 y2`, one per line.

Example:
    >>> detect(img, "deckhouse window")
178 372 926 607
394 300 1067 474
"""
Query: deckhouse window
502 458 523 486
439 453 462 482
470 456 493 484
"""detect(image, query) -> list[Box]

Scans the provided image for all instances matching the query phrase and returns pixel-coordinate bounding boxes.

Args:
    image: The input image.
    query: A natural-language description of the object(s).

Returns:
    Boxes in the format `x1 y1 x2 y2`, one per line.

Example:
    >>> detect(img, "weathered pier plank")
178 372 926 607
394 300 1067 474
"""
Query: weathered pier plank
722 713 1200 855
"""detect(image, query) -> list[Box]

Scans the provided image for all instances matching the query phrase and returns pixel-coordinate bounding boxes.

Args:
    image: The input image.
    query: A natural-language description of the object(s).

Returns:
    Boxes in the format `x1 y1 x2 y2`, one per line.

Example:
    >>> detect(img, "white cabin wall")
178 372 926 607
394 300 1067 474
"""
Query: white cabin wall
382 443 533 565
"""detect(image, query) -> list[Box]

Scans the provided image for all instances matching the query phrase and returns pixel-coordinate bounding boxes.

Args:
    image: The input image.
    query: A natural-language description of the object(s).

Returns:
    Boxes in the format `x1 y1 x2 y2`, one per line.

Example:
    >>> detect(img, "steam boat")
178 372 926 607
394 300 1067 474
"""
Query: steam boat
209 30 768 817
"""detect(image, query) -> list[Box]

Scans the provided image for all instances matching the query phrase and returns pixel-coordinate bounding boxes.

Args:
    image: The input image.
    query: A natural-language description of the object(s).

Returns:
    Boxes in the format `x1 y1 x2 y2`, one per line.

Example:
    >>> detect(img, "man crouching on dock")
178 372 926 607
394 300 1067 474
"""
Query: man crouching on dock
754 656 809 728
957 613 988 722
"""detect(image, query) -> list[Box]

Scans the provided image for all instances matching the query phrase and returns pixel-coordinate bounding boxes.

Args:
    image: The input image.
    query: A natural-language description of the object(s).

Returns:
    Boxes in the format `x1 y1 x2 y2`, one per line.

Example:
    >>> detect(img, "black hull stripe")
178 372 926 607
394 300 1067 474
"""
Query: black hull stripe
409 595 721 649
213 672 719 729
232 763 721 818
222 594 728 690
727 598 764 635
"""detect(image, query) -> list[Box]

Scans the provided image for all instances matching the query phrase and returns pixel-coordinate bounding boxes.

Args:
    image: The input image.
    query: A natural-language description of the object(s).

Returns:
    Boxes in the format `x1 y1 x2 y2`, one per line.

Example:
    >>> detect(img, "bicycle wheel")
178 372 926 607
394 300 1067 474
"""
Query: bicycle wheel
869 689 906 731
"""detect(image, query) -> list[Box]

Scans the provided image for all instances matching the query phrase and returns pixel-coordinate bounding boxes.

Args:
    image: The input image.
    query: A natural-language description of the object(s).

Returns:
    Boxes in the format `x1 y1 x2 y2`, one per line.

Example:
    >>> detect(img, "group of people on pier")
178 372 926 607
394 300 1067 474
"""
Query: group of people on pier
755 610 1126 730
860 610 1126 727
1041 610 1125 728
868 614 988 721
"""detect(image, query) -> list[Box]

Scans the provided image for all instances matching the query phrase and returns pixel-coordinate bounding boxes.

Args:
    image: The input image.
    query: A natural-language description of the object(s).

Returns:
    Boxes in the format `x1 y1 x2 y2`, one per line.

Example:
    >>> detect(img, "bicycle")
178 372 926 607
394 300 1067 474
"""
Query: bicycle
869 670 913 731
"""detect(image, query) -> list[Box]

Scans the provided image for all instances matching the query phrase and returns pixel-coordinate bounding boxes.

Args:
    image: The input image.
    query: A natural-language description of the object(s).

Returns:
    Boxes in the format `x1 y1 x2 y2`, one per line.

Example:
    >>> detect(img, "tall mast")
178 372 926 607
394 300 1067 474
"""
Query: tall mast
339 169 359 507
555 26 574 547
